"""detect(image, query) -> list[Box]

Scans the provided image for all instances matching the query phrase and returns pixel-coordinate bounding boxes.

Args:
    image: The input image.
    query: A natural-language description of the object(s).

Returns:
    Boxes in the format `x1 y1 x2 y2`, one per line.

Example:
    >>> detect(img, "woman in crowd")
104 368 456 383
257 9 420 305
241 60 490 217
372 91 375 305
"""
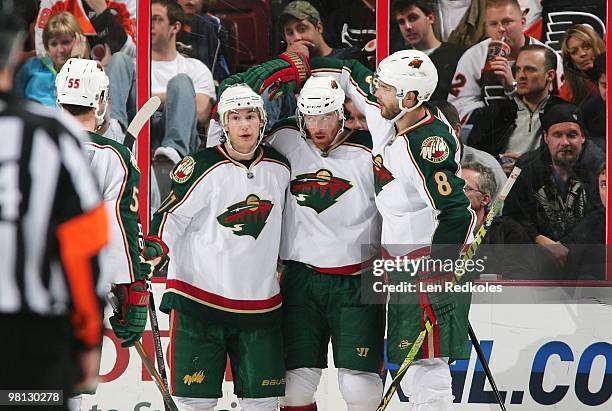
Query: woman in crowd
559 24 606 106
14 11 88 106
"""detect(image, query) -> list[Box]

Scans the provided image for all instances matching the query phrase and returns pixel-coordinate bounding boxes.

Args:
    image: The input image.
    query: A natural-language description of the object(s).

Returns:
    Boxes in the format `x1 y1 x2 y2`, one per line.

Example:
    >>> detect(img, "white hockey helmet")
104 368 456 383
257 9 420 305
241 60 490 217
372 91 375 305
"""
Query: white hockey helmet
372 50 438 120
296 76 345 139
56 58 110 128
218 84 267 155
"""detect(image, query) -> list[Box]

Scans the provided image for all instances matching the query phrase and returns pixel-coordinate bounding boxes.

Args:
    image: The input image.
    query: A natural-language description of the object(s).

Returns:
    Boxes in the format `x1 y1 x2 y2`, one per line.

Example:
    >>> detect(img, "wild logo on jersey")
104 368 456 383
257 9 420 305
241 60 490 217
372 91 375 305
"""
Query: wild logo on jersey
216 194 273 239
290 169 352 213
372 154 394 195
420 136 450 164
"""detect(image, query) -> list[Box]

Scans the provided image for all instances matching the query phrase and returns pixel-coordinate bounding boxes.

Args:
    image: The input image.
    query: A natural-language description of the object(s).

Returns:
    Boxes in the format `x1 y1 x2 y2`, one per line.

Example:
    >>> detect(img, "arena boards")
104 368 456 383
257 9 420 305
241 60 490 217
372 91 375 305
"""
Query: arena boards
74 281 612 410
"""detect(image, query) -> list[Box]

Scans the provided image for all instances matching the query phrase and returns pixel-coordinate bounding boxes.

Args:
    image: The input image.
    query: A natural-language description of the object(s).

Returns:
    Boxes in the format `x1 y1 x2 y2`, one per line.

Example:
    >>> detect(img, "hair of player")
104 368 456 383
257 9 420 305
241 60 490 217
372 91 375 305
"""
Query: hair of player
519 44 558 72
391 0 435 18
152 0 186 27
461 161 498 198
42 11 86 51
60 103 95 117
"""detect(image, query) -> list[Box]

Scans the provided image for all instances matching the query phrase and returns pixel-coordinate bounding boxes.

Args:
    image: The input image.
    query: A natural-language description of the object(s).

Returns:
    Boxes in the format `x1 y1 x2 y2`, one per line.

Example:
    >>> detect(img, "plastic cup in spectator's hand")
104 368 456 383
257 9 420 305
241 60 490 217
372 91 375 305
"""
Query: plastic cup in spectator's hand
484 40 511 71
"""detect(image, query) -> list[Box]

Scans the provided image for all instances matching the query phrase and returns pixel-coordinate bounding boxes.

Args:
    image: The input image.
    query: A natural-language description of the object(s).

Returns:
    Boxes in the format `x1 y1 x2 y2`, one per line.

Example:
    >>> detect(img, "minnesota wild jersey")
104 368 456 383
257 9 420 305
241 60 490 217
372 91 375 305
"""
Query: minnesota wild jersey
85 132 142 292
310 58 475 257
266 119 380 271
151 145 290 328
310 58 477 361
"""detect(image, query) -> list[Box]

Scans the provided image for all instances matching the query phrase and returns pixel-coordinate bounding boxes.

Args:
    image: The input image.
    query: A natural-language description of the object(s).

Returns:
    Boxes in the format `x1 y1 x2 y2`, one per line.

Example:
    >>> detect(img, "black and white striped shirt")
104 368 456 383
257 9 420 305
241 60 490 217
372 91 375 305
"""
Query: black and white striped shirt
0 92 107 348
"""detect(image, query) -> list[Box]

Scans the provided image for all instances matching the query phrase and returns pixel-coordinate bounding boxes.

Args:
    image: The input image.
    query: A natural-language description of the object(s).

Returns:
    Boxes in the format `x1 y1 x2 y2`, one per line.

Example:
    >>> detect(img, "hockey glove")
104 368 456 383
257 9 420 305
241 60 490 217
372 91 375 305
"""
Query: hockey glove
420 272 456 324
140 236 169 279
221 51 311 100
109 281 150 347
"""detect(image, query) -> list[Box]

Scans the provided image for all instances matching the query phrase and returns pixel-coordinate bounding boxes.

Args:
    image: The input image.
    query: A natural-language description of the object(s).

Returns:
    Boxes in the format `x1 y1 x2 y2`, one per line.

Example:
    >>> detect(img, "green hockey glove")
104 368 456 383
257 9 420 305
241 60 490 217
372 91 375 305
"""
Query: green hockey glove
420 271 456 324
139 236 169 279
109 281 149 347
220 51 311 100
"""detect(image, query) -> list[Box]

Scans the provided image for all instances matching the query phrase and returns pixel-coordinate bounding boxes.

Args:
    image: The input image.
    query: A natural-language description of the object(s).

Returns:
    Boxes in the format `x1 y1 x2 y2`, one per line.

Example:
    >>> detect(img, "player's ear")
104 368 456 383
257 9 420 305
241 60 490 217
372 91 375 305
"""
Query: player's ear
402 91 417 109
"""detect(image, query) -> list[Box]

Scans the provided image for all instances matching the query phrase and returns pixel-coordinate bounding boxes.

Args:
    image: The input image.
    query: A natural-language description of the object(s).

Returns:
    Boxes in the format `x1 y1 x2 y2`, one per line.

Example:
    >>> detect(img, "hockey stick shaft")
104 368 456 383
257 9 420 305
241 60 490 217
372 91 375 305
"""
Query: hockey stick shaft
119 95 168 407
377 167 521 411
147 290 172 411
468 323 507 411
107 294 179 411
134 341 179 411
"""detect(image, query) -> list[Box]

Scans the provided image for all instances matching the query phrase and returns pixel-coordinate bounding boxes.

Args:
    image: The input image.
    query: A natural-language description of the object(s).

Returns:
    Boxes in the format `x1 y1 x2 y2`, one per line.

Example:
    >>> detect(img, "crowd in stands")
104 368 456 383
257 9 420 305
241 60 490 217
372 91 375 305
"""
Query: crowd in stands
12 0 608 280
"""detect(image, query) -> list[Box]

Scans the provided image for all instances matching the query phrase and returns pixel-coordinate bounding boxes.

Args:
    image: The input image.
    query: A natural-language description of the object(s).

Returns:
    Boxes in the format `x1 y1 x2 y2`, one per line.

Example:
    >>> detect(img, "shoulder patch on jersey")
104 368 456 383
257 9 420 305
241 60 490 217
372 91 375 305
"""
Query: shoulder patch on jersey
420 136 449 164
172 156 196 183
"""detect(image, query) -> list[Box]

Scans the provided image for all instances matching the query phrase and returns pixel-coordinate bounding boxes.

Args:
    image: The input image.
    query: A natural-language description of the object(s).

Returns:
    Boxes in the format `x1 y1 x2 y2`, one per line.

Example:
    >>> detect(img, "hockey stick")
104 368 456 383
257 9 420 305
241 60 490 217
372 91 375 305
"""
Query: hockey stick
469 322 506 411
107 294 179 411
123 96 161 151
376 167 521 411
119 95 171 410
147 290 172 411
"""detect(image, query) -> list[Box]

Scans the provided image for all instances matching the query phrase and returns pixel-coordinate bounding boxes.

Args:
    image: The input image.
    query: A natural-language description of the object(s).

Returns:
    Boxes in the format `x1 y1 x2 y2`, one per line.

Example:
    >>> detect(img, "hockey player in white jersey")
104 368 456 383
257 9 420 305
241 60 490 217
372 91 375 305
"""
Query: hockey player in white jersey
149 84 290 411
208 74 384 410
56 58 167 410
304 51 476 410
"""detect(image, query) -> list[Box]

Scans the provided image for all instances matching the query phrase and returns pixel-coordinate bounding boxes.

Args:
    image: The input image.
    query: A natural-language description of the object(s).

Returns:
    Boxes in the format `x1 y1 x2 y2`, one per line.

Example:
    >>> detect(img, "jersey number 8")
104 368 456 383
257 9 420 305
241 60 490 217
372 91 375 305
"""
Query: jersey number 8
433 171 452 196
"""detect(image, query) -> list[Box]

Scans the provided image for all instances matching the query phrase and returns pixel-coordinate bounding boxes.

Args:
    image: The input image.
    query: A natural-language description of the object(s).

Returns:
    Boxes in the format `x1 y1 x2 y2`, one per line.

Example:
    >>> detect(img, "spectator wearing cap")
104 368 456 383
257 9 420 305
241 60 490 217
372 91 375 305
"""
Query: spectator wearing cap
391 0 466 101
279 1 363 62
466 44 567 172
503 103 604 277
264 1 364 130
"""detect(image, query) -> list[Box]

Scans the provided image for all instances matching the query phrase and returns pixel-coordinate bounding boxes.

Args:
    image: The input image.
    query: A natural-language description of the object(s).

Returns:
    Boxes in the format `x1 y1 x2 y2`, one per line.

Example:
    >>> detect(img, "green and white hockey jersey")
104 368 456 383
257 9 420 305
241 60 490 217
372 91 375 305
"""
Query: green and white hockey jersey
151 145 290 328
266 119 380 271
85 132 142 292
310 58 477 361
310 59 475 257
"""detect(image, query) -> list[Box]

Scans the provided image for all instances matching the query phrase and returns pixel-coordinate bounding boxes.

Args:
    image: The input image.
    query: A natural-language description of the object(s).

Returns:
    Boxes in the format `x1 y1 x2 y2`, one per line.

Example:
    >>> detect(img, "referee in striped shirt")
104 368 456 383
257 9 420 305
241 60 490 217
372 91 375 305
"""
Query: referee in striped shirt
0 5 109 409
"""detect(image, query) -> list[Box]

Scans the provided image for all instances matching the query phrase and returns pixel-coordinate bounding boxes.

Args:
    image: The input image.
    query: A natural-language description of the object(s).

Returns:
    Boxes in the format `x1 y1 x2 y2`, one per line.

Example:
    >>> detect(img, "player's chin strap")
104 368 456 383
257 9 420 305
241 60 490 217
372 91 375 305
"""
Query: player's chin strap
297 109 346 151
390 96 423 124
221 124 267 157
94 103 107 130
